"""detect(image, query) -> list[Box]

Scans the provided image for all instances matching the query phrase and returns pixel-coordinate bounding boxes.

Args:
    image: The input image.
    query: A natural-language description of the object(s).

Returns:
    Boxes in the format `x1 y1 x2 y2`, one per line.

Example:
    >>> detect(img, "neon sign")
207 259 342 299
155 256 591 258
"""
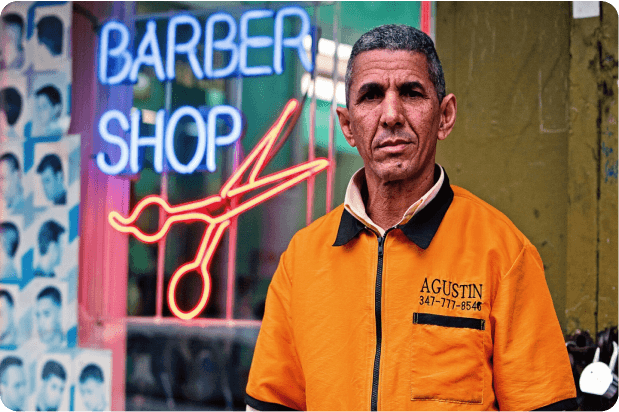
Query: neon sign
109 99 329 319
96 6 314 175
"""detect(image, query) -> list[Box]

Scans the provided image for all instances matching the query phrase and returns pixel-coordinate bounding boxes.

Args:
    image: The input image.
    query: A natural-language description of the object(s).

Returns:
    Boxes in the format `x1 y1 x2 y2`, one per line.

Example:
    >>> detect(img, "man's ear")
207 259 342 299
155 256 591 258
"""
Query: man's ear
336 106 356 147
437 93 457 141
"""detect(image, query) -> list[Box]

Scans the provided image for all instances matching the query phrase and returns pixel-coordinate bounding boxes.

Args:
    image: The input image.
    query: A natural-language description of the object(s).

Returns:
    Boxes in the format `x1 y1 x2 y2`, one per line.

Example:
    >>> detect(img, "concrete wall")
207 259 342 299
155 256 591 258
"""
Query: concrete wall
436 2 617 335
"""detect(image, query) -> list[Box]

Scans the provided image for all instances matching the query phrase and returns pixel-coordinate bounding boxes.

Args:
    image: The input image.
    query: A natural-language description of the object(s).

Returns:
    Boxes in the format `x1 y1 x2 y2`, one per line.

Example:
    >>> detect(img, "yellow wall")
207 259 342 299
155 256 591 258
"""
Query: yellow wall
436 2 617 335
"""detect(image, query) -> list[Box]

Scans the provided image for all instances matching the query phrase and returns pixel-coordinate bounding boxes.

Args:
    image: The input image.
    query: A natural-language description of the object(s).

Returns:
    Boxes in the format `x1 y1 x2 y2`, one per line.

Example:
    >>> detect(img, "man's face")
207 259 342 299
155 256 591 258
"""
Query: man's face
35 94 61 126
337 50 451 185
0 23 21 60
39 167 63 203
0 365 26 410
79 378 105 411
45 238 63 270
0 161 19 201
0 296 14 336
40 375 65 411
35 297 61 343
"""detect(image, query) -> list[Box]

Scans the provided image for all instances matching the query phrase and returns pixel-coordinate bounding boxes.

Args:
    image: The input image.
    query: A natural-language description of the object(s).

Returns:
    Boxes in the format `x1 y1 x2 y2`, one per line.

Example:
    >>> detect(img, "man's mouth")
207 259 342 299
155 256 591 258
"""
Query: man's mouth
376 139 412 153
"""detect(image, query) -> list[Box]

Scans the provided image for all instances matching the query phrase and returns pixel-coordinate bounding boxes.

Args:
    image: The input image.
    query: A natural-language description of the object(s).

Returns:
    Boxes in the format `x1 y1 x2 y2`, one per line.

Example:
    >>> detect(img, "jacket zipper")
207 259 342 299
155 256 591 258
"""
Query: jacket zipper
371 231 391 411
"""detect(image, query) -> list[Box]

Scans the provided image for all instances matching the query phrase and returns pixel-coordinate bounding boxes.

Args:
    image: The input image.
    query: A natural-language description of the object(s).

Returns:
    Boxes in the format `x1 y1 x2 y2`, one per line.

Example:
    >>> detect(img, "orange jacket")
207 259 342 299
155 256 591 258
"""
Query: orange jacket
246 171 577 411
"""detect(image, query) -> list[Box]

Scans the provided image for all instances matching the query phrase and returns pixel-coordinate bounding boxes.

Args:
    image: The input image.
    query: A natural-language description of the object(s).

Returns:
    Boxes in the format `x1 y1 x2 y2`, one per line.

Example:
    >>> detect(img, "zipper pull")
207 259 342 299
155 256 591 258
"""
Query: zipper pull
378 237 384 255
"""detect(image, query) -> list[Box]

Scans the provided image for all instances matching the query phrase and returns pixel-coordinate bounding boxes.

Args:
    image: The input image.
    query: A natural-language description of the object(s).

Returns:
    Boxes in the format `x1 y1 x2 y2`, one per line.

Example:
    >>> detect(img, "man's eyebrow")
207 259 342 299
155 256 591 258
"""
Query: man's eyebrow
357 82 383 96
399 81 425 91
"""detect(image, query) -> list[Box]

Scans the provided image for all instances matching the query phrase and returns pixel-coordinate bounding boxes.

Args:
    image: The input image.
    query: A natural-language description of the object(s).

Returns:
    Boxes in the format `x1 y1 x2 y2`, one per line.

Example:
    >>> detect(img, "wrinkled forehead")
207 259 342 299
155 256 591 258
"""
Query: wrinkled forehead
349 50 431 88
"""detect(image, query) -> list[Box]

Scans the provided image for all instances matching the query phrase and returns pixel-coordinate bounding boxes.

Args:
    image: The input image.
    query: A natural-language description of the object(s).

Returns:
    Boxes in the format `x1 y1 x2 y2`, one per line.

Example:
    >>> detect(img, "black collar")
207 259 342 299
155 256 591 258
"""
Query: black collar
333 165 454 249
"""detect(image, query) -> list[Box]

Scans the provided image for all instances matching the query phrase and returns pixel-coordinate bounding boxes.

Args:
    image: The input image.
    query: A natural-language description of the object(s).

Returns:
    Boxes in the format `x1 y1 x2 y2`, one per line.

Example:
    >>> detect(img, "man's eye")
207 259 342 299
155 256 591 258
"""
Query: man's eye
361 92 378 101
403 89 422 98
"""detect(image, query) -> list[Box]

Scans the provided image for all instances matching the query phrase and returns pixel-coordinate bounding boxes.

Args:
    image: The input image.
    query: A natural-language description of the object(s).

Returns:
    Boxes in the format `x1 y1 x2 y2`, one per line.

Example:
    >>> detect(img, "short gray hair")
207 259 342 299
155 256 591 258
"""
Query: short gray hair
345 24 445 106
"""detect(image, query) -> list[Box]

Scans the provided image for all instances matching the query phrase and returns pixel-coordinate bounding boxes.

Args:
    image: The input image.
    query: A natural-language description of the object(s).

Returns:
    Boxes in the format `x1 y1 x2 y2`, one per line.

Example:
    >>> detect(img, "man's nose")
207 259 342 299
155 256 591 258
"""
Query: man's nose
380 92 405 128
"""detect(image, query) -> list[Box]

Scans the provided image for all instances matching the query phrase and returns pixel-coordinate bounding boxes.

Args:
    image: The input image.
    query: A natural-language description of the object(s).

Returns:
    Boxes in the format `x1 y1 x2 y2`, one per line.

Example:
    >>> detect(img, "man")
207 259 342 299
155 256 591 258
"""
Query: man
0 87 23 139
36 16 63 57
34 286 64 349
34 220 65 278
78 364 107 411
0 222 19 280
34 360 66 411
36 154 67 205
0 13 25 70
246 25 576 411
29 85 63 137
0 356 27 411
0 152 24 213
0 290 18 346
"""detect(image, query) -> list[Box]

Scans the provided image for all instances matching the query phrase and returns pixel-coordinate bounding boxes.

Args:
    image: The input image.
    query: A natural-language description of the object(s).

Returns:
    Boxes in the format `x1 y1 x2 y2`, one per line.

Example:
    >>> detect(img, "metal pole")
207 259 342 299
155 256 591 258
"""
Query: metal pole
326 2 340 213
306 3 319 225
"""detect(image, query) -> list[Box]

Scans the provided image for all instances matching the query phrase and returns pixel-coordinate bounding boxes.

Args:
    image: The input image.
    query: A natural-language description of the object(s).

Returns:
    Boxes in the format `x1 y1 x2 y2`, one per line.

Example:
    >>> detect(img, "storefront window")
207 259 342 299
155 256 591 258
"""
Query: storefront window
112 1 423 408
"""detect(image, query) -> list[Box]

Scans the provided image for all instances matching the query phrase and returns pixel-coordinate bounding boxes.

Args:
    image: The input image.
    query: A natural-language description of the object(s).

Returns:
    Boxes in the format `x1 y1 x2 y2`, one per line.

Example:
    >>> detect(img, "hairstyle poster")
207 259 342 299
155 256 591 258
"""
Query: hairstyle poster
73 349 112 412
0 2 84 410
1 1 72 140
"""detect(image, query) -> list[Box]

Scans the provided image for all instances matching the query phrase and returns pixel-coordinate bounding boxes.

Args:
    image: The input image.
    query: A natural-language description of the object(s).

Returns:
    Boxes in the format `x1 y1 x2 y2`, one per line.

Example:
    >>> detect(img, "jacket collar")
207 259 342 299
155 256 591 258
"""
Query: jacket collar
333 165 454 249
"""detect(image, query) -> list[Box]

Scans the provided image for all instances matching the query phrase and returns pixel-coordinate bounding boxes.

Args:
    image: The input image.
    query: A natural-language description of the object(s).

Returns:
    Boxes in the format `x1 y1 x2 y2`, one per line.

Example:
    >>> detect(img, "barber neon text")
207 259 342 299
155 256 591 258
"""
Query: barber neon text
96 105 242 175
98 7 312 84
96 6 313 175
109 99 329 319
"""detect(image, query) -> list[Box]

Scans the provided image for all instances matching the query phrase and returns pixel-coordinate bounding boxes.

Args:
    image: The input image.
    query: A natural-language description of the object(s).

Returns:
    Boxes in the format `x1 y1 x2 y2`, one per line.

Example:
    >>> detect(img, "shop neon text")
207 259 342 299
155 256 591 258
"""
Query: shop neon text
96 105 242 175
98 6 312 84
108 99 329 319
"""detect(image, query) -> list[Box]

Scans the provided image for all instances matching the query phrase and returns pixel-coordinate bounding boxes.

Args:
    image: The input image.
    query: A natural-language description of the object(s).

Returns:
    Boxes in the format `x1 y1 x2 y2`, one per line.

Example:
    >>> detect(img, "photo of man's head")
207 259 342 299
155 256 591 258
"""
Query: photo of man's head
31 85 63 137
0 290 17 346
35 286 63 349
0 222 19 280
37 154 66 205
0 87 22 137
0 13 25 70
35 360 66 412
0 356 26 411
36 15 63 57
78 363 107 411
35 220 65 278
0 152 24 212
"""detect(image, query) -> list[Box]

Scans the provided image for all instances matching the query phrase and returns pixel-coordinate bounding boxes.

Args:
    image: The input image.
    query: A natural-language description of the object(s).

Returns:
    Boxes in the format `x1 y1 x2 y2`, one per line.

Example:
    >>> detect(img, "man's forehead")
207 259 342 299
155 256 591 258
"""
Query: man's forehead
350 50 431 87
6 364 23 378
45 374 65 384
37 297 59 308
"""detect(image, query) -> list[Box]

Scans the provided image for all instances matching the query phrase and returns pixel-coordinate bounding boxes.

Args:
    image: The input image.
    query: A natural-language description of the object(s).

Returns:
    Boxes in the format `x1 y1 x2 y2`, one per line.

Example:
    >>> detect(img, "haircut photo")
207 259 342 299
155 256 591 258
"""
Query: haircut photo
34 285 64 349
0 13 25 70
0 152 24 213
34 220 65 278
36 15 63 57
37 154 67 205
34 359 67 411
0 222 19 280
0 355 27 411
0 289 18 346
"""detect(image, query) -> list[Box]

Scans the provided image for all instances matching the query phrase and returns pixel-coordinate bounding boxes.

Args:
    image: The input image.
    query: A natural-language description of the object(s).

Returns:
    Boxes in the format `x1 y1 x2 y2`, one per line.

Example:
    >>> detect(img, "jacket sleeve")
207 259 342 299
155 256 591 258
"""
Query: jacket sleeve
490 243 577 411
245 249 306 411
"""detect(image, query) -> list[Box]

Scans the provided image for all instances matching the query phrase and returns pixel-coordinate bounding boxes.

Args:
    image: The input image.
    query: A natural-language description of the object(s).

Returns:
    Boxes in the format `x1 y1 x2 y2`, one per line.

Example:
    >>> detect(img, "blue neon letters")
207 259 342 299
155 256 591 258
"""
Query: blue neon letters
97 106 243 175
98 6 312 84
96 6 312 175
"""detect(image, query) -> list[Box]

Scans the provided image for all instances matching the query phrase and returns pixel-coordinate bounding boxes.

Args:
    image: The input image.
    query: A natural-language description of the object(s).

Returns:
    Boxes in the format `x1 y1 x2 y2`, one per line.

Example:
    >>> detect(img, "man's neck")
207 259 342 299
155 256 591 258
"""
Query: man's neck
364 168 435 230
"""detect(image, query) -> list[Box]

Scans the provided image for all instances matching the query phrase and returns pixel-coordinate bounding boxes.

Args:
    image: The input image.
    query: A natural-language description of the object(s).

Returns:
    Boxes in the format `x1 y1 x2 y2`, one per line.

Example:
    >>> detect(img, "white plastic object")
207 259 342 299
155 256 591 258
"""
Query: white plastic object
580 342 618 398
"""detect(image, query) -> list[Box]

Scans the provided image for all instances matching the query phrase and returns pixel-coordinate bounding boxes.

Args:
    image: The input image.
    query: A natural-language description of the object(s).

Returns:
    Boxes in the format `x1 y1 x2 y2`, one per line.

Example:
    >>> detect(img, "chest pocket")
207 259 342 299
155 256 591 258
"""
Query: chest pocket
410 313 485 404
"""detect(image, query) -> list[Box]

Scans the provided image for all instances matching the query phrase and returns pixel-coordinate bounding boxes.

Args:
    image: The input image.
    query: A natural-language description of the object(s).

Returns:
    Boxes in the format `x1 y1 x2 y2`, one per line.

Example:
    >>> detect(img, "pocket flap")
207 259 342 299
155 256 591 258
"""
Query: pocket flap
413 313 485 330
